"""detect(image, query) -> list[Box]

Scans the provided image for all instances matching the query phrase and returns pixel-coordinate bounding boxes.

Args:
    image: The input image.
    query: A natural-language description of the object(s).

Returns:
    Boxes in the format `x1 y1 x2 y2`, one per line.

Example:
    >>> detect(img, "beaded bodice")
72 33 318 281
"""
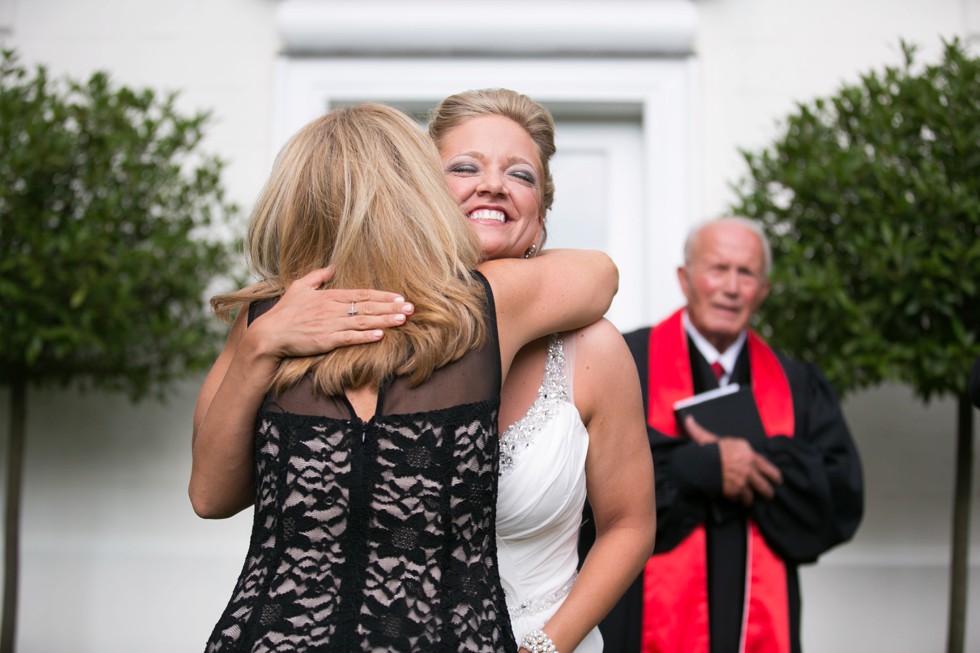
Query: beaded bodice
494 333 601 651
499 335 570 475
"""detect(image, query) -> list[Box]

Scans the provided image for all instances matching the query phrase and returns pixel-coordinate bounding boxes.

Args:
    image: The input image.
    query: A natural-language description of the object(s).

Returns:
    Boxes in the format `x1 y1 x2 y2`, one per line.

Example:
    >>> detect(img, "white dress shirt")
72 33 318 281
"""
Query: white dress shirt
682 310 746 387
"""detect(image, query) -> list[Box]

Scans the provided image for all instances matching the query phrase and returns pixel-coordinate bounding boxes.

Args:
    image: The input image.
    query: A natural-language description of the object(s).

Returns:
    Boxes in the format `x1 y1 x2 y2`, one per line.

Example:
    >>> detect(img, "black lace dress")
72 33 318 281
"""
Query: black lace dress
204 279 515 652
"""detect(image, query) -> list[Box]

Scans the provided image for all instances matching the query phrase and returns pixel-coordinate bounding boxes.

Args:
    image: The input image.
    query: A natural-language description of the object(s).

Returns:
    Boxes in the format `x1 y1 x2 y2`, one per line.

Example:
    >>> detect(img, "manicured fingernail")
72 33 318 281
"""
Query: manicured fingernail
402 303 414 312
394 296 405 303
394 314 406 323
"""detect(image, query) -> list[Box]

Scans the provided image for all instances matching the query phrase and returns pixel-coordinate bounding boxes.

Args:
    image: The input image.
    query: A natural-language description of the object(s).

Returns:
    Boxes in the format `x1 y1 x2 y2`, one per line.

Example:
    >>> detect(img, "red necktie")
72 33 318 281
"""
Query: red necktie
711 361 725 382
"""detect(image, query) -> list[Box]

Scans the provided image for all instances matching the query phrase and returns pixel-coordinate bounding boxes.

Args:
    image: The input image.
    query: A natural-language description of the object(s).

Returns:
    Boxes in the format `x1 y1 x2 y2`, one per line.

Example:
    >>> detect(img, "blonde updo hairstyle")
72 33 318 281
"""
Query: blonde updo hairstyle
212 103 487 395
428 88 557 248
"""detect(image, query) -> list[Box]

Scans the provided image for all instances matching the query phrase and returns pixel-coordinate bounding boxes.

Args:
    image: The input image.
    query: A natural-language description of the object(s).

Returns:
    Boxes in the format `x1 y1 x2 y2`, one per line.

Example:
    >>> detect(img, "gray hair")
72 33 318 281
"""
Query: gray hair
683 216 772 278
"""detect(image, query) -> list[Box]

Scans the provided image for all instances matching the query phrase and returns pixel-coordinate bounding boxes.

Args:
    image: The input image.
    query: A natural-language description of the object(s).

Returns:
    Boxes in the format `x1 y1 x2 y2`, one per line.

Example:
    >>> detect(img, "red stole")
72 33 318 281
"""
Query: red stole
641 309 793 653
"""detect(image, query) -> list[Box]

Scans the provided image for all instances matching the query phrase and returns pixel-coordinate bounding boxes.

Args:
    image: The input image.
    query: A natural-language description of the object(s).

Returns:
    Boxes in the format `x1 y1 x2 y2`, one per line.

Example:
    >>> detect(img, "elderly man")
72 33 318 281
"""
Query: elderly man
600 216 864 653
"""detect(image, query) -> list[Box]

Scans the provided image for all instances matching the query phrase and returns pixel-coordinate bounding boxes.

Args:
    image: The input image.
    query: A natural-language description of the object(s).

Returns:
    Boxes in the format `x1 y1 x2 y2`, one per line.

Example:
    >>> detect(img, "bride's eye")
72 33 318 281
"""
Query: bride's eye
510 169 536 184
447 162 479 175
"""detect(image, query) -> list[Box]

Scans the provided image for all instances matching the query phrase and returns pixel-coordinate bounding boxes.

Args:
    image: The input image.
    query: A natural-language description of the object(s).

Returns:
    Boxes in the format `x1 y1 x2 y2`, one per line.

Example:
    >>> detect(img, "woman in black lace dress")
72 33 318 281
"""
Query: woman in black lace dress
189 103 618 652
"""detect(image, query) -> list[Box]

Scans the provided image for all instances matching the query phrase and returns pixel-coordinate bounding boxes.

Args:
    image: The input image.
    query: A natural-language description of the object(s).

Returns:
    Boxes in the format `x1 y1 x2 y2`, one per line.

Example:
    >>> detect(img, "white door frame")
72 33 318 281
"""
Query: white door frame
272 1 699 326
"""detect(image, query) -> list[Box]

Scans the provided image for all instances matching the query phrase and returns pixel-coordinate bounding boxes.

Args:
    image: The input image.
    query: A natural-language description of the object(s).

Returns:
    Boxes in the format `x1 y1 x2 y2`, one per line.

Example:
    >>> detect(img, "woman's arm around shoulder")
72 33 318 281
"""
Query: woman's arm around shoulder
189 306 278 518
530 318 656 653
479 249 618 377
189 267 413 518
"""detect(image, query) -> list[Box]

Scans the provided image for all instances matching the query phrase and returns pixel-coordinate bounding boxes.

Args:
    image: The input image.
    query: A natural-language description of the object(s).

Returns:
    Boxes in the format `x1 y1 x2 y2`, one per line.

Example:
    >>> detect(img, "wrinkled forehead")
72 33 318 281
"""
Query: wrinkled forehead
693 224 765 268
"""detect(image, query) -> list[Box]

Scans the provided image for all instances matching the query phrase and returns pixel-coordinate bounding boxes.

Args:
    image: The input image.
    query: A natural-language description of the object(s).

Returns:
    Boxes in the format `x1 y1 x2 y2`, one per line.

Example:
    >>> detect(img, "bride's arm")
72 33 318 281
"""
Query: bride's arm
525 320 655 653
479 249 617 377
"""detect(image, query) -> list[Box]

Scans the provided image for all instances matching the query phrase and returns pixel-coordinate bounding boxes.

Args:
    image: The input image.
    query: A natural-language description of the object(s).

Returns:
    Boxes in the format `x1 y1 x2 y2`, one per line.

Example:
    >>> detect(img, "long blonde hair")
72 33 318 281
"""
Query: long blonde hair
212 103 487 394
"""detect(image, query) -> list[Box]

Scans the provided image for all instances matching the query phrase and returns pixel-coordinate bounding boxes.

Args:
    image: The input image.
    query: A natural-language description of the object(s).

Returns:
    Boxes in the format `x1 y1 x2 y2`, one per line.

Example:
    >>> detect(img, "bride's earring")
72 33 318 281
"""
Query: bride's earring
523 243 538 259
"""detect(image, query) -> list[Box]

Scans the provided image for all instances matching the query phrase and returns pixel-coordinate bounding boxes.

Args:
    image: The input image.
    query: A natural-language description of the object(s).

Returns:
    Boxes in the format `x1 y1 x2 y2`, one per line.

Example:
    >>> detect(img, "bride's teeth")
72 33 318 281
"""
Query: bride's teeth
469 209 506 222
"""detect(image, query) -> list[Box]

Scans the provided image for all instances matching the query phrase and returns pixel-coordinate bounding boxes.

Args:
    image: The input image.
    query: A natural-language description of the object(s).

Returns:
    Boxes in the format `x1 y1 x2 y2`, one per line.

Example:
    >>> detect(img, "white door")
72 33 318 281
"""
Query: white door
273 57 696 329
548 121 649 332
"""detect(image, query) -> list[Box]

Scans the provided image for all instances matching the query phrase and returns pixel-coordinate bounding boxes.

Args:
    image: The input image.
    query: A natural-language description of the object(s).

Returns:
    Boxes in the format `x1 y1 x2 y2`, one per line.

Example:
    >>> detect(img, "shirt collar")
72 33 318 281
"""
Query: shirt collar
682 309 746 383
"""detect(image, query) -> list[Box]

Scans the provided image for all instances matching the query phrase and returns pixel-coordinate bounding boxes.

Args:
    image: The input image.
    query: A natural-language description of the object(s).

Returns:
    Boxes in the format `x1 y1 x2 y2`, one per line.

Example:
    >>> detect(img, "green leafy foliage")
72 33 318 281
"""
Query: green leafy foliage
0 49 240 401
732 39 980 401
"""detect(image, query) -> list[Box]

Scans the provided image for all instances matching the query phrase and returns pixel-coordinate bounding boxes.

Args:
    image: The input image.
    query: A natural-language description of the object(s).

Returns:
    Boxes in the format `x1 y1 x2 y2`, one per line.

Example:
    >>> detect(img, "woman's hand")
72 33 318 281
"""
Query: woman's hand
249 267 415 360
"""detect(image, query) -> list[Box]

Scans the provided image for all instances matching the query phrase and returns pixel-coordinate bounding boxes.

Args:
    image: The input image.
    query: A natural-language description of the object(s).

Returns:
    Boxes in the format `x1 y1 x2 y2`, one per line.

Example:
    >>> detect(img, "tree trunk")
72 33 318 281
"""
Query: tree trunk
1 379 25 653
946 393 974 653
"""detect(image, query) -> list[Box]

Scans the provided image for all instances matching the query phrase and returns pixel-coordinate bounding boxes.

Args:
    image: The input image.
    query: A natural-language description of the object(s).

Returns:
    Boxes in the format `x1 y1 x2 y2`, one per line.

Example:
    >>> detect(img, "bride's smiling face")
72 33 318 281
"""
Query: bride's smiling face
439 115 544 261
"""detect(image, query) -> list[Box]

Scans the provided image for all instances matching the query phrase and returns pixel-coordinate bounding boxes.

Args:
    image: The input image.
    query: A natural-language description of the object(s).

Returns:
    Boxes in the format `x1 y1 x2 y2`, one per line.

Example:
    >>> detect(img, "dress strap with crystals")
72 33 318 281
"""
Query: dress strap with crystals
499 334 570 475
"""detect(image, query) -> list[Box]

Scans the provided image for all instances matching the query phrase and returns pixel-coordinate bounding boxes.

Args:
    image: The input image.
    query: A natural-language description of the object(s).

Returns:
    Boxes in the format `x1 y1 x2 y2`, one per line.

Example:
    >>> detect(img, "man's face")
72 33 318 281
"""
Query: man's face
677 222 770 353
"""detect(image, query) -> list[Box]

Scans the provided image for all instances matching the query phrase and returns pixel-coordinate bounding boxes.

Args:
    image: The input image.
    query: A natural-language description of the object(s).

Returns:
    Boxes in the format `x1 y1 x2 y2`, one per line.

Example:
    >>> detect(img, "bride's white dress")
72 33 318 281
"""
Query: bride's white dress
496 334 603 653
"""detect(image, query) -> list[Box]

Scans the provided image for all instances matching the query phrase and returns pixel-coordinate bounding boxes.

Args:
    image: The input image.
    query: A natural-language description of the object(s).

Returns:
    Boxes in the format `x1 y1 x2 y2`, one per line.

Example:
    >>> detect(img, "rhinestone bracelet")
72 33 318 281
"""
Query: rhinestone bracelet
520 629 558 653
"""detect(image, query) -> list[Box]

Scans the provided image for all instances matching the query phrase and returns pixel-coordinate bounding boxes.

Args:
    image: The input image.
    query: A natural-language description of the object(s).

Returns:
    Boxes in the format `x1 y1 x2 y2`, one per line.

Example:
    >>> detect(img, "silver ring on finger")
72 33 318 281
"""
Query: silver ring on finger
348 301 357 316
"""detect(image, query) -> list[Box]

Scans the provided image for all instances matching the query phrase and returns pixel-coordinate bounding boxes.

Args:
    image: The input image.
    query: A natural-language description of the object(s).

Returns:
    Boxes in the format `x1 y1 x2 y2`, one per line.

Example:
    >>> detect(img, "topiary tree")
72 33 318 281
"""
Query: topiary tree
0 49 239 652
731 38 979 653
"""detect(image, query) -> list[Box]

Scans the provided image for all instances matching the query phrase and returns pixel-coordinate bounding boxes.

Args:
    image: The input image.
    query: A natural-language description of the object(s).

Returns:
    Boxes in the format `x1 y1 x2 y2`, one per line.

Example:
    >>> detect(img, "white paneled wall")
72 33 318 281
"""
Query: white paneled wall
695 0 972 217
1 1 978 651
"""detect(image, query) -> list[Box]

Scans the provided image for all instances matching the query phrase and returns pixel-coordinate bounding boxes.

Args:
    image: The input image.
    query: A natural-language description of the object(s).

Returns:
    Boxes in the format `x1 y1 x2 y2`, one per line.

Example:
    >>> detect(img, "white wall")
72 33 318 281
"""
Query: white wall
0 383 253 652
694 0 974 216
0 1 279 650
1 1 979 651
0 0 282 216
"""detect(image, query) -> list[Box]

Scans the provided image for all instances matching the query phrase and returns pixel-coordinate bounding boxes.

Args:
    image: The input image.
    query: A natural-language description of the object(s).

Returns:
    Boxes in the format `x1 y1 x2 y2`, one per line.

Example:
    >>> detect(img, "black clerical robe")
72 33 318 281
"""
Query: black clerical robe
593 309 863 653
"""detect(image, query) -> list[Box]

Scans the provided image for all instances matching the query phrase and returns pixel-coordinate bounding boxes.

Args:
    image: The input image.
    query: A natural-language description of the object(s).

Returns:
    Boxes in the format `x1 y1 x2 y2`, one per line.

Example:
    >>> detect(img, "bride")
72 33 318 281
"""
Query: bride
429 88 656 653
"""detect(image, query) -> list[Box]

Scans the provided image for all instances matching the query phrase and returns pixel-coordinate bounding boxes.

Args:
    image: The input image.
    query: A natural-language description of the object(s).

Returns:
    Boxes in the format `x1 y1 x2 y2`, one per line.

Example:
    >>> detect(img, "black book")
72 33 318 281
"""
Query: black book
673 384 766 448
